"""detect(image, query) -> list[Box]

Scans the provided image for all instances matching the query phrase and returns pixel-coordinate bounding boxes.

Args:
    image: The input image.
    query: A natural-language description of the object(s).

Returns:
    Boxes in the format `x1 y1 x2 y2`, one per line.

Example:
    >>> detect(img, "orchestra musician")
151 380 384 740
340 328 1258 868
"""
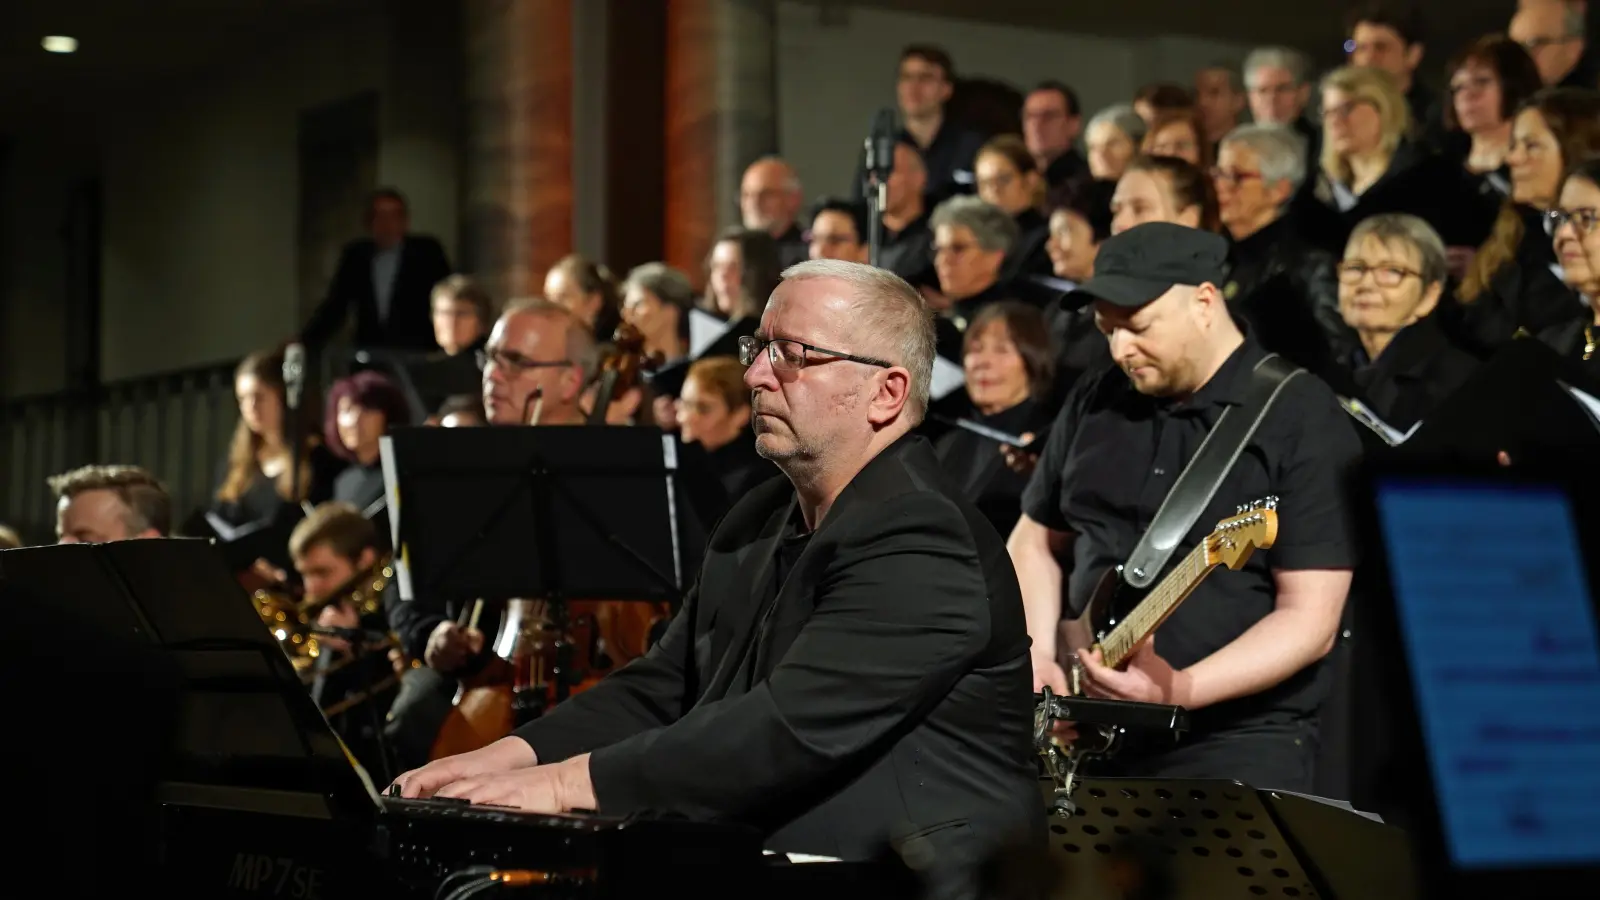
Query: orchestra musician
392 261 1043 894
1007 223 1362 793
287 502 403 776
48 464 171 544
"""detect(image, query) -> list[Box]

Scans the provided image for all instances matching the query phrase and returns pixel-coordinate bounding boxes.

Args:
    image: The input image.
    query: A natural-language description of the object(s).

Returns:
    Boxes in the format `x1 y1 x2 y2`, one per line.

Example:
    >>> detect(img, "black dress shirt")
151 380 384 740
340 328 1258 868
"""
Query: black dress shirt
877 212 935 287
934 397 1054 536
1021 338 1363 732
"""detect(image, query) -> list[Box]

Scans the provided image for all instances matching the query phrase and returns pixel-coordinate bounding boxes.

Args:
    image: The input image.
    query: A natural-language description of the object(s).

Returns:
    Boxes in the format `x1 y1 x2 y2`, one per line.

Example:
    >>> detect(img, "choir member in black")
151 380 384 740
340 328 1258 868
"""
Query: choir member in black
622 262 695 367
1085 105 1147 183
1295 66 1470 254
974 135 1051 279
1510 0 1599 90
928 196 1022 359
1041 181 1115 391
934 302 1057 536
429 275 493 360
325 369 412 544
806 198 869 264
1450 88 1600 351
1330 214 1478 433
208 347 338 534
1539 159 1600 373
877 141 937 284
1214 125 1346 376
1194 64 1246 151
1243 46 1320 171
1141 108 1210 170
1022 81 1087 193
1344 2 1442 144
1110 155 1219 236
545 254 624 342
1441 36 1543 212
675 356 778 500
861 44 986 204
1008 223 1361 792
703 227 782 332
740 157 810 268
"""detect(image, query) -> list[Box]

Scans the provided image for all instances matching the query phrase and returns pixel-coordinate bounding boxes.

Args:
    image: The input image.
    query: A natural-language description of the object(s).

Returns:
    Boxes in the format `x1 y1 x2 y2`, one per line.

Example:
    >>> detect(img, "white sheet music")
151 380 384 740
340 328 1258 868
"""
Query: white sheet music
1337 396 1421 445
1560 381 1600 433
688 308 733 358
930 356 966 400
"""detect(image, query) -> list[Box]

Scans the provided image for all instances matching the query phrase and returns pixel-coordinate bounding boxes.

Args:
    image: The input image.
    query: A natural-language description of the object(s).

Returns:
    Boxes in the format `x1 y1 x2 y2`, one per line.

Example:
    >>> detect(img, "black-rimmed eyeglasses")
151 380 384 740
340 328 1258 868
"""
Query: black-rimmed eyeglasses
476 348 573 374
737 335 893 374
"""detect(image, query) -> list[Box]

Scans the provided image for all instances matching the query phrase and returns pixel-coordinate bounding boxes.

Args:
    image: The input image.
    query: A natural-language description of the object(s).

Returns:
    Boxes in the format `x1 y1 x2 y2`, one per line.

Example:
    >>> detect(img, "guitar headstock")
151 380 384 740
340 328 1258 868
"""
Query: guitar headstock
1205 498 1279 570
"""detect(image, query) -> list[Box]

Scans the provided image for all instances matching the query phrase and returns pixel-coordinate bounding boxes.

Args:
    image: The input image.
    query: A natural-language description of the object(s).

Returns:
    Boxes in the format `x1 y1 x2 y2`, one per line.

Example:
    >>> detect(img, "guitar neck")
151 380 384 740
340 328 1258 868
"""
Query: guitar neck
1099 543 1214 668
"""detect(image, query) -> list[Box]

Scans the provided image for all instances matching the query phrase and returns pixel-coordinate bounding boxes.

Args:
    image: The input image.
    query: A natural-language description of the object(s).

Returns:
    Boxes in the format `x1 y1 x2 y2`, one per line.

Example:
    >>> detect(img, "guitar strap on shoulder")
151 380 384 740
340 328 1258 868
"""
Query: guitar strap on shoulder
1120 354 1302 589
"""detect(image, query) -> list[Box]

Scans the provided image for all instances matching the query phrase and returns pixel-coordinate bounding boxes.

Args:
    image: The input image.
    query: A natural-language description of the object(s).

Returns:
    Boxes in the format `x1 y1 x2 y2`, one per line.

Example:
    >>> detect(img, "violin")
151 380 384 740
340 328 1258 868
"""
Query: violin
587 320 662 425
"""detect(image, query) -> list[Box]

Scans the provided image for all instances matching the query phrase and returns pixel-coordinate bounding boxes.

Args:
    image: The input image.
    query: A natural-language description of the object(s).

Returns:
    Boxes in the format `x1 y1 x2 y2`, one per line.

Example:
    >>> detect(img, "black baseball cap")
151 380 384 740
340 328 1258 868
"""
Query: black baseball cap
1063 222 1228 309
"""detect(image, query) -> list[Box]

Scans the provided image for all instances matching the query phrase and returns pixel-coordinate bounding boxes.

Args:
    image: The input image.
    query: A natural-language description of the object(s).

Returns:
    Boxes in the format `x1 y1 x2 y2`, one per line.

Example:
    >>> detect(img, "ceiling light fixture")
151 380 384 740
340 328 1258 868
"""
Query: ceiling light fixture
42 36 78 54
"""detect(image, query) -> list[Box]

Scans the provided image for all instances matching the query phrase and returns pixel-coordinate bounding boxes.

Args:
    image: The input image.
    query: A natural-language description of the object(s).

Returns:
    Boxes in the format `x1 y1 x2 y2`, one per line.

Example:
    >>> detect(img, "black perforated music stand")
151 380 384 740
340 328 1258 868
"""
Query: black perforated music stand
1037 777 1412 900
381 425 688 704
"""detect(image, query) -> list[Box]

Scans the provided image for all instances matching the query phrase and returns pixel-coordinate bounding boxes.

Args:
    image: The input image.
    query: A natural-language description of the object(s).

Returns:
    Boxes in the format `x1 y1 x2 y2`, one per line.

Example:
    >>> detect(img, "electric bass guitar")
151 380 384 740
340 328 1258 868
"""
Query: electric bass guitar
1069 498 1279 695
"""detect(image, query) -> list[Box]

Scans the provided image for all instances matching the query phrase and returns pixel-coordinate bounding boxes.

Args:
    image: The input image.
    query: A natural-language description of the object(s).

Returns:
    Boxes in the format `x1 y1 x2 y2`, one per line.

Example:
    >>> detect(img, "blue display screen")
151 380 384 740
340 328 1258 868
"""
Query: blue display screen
1375 478 1600 869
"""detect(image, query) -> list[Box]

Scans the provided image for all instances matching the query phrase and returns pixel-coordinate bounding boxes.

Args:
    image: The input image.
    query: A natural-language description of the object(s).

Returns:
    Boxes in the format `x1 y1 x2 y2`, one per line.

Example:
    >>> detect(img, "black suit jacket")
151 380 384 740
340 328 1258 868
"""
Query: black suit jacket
515 435 1041 868
303 234 453 353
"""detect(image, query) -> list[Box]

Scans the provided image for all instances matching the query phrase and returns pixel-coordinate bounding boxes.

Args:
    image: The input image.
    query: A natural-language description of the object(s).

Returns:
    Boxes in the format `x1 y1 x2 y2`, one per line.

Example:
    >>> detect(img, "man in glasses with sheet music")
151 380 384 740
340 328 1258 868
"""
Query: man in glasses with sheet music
1007 222 1363 793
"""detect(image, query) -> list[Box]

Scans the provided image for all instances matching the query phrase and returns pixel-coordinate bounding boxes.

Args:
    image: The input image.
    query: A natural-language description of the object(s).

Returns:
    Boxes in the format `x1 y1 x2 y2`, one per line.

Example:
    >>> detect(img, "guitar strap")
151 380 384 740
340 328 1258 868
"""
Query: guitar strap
1120 354 1302 590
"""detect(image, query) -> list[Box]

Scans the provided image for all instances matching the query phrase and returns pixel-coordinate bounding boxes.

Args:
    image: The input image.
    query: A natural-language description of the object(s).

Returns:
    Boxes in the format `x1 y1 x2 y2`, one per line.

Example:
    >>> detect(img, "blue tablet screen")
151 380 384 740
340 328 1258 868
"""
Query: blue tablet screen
1375 478 1600 869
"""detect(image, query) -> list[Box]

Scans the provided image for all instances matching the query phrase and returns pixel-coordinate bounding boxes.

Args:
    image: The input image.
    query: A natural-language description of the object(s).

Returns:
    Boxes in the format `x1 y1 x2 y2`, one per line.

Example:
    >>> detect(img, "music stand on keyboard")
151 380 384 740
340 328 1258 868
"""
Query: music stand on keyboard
380 425 689 714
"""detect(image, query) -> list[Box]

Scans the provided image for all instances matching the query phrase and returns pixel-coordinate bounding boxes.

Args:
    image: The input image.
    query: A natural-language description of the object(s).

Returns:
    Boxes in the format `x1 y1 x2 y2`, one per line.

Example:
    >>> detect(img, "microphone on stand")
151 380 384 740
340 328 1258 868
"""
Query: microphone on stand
282 342 307 509
863 108 898 269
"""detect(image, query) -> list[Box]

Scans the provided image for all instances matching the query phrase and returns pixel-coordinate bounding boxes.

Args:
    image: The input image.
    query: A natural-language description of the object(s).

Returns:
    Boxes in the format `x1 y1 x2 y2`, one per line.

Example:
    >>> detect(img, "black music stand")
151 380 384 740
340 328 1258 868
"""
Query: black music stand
381 425 688 712
0 539 388 894
1034 777 1413 900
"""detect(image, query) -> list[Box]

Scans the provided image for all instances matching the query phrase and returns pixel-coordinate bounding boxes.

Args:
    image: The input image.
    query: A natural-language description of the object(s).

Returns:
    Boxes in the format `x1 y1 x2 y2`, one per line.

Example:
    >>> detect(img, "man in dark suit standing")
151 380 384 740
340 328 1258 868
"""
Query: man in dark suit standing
393 260 1042 892
301 187 454 354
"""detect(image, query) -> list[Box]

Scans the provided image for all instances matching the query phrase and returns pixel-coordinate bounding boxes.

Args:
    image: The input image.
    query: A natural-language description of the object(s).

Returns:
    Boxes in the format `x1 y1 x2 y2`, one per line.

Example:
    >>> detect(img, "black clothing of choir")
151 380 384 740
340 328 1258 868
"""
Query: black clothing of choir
1327 317 1480 434
772 223 811 270
856 119 988 206
878 212 936 287
1223 217 1347 377
706 428 780 502
1042 150 1089 194
934 397 1054 536
332 462 390 550
303 234 454 353
1537 312 1600 376
1022 338 1362 737
1293 140 1490 253
515 435 1042 869
1439 206 1584 354
1002 208 1053 281
208 447 341 532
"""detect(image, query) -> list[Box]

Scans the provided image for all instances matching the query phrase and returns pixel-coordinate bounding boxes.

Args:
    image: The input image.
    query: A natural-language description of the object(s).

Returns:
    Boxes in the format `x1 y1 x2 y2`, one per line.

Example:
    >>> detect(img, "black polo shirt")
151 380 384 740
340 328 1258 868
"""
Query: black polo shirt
1020 336 1362 728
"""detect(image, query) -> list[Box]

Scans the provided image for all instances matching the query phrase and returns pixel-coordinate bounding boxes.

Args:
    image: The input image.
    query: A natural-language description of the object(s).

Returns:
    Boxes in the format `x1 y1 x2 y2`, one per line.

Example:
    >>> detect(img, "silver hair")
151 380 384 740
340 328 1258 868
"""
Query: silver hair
1087 103 1148 146
929 195 1020 253
624 262 696 312
1219 124 1309 196
1346 213 1449 286
501 297 600 382
1243 46 1313 88
777 259 936 423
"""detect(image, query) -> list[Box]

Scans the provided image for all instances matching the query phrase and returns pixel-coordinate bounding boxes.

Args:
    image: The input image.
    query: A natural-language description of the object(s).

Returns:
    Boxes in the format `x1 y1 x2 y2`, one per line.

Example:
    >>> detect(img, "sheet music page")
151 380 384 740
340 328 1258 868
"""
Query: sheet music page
1560 381 1600 433
1338 396 1420 445
688 308 733 358
203 511 241 541
377 435 413 601
930 356 965 400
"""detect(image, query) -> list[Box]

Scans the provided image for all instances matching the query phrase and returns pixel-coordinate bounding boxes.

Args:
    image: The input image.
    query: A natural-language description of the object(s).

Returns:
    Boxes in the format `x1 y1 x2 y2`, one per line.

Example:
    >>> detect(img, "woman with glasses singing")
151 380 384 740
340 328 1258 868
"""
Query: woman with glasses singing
1450 88 1600 353
1295 66 1471 254
1535 159 1600 373
1328 213 1478 436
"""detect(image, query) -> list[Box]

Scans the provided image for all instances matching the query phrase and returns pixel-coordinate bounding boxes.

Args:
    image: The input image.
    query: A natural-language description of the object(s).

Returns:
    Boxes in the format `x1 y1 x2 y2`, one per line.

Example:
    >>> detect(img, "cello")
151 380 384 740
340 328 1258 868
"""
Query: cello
426 322 673 760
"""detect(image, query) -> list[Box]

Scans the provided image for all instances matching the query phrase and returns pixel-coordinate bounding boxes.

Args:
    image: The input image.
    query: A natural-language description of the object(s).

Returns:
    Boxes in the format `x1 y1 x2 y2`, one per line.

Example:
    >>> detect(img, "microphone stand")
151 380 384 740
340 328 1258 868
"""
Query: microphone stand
863 108 897 269
283 344 306 510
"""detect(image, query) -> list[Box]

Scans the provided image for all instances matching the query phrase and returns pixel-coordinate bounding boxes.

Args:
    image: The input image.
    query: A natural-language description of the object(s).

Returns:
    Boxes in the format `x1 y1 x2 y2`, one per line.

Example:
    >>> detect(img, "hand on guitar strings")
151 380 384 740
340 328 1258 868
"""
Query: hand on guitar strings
433 753 598 815
1075 638 1192 707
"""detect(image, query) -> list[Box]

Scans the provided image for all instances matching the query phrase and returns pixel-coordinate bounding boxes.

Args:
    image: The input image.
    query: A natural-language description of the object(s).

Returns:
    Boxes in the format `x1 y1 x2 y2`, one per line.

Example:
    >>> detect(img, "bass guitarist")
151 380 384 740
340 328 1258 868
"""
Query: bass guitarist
1006 222 1362 792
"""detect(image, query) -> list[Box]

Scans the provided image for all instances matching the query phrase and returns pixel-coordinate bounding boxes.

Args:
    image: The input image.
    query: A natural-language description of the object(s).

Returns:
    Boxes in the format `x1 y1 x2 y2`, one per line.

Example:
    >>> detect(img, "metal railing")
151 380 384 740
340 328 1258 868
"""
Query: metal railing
0 360 242 544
